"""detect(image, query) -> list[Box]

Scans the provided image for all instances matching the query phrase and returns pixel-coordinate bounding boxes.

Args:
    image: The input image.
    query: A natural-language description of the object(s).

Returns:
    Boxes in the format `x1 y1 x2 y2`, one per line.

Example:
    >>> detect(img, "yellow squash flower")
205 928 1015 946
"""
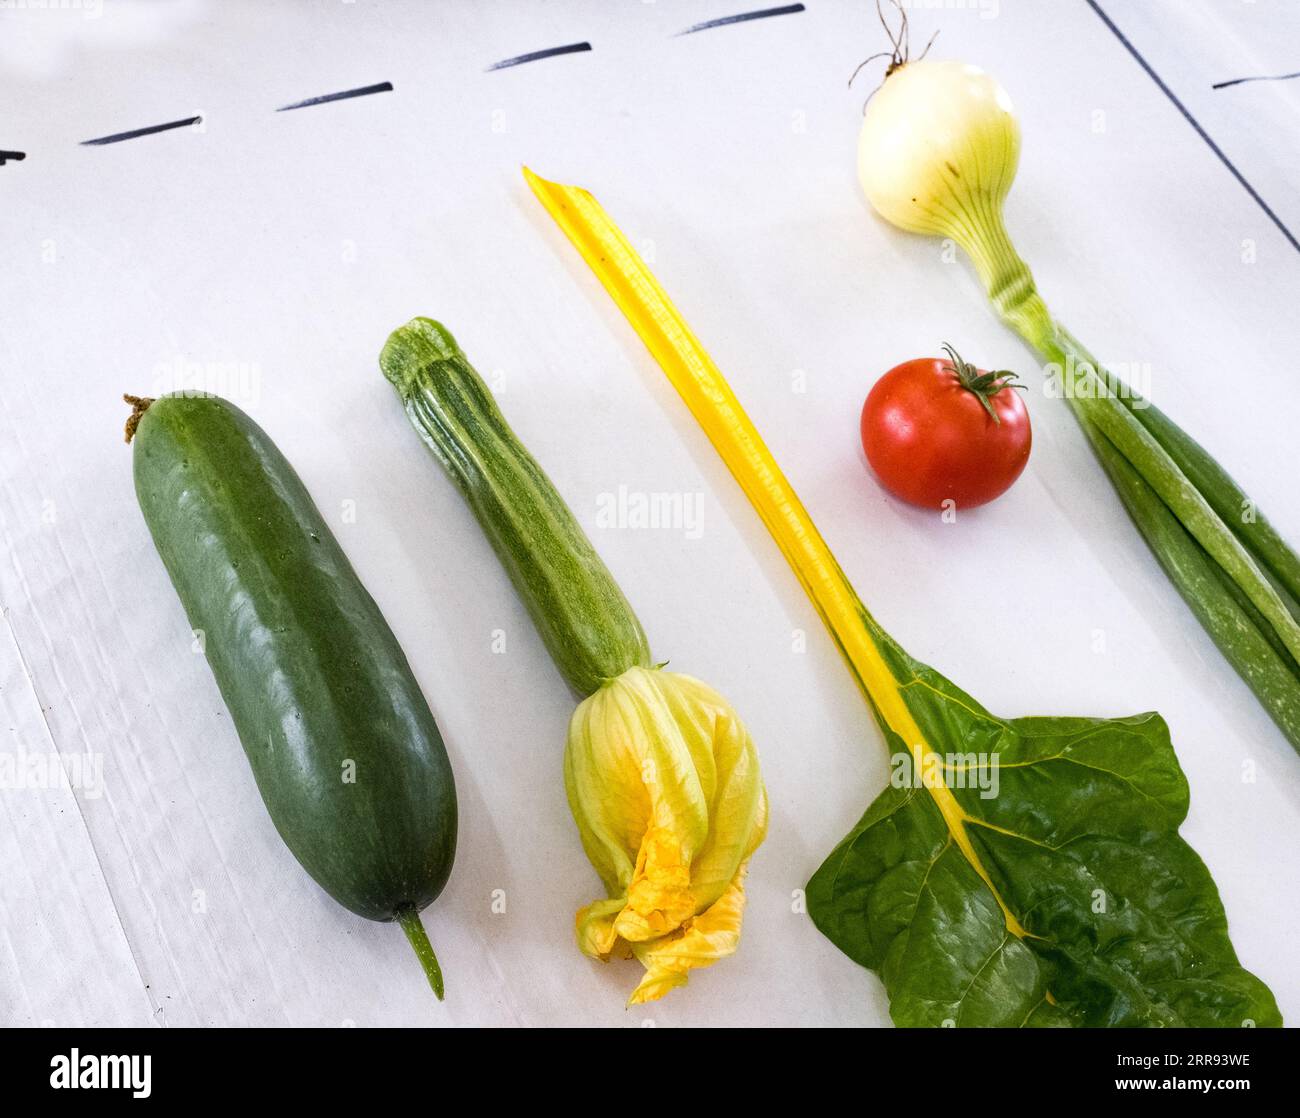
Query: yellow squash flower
565 666 767 1005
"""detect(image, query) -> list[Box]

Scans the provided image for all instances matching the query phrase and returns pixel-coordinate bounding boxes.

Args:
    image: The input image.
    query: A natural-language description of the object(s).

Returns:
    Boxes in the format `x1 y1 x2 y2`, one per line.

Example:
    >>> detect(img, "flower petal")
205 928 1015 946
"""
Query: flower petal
626 862 753 1005
575 897 627 961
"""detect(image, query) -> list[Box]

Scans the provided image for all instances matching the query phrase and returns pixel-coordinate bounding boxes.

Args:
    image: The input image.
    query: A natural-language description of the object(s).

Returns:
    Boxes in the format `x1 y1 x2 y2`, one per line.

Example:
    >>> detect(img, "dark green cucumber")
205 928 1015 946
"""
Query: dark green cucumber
380 319 651 697
126 392 457 998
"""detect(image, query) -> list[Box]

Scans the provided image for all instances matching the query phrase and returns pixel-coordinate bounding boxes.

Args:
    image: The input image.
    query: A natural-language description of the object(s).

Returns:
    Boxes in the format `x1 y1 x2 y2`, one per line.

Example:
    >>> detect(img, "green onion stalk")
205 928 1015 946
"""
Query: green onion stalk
855 57 1300 751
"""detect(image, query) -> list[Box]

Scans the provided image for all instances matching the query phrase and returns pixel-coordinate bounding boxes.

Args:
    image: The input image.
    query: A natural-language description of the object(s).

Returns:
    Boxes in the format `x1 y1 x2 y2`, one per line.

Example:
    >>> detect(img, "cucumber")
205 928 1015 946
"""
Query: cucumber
125 392 457 998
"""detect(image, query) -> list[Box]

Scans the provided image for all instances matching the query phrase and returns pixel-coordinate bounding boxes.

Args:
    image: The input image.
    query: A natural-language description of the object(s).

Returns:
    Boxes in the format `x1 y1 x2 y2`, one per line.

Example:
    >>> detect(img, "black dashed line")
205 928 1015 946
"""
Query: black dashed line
487 41 592 71
677 3 805 37
277 82 394 112
1213 70 1300 91
81 116 202 147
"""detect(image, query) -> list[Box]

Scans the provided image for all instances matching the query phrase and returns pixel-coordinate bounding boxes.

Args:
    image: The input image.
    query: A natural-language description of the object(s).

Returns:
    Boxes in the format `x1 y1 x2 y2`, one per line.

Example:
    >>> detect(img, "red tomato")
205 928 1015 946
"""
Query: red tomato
860 346 1031 510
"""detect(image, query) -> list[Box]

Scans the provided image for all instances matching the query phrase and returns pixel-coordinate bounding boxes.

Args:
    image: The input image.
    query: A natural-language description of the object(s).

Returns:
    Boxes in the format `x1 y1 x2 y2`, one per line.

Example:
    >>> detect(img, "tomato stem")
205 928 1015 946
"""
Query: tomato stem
941 342 1022 425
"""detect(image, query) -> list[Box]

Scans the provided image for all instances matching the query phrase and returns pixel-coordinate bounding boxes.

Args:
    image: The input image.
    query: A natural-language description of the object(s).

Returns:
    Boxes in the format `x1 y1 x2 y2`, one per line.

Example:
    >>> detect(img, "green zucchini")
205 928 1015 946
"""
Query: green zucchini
379 319 651 696
125 392 457 999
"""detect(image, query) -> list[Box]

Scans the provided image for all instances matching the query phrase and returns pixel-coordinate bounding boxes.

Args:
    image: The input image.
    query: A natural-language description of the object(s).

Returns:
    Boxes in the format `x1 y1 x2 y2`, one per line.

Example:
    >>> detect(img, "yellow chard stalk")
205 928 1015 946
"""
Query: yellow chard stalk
522 165 975 906
380 317 766 1005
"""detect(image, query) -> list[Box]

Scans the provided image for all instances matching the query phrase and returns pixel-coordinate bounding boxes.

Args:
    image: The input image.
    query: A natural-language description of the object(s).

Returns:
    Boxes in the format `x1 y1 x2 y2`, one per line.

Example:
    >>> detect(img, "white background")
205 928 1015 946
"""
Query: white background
2 0 1298 1027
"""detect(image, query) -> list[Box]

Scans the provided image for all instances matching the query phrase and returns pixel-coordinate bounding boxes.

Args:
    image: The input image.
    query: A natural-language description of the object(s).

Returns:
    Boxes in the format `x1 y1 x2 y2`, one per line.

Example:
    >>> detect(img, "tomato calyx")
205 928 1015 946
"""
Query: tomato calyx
941 342 1023 425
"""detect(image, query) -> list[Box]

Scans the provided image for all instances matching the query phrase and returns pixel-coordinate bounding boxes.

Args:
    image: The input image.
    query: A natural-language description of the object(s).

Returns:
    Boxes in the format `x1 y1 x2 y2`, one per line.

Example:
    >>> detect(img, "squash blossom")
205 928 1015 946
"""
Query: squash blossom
381 318 767 1004
567 666 767 1004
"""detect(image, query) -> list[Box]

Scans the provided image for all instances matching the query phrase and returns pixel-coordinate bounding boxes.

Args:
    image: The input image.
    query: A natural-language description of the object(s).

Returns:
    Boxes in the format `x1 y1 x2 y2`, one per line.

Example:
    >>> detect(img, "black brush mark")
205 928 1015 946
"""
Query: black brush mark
81 116 202 147
0 150 25 165
1086 1 1299 256
677 3 805 36
1213 69 1300 91
277 81 394 112
487 41 591 71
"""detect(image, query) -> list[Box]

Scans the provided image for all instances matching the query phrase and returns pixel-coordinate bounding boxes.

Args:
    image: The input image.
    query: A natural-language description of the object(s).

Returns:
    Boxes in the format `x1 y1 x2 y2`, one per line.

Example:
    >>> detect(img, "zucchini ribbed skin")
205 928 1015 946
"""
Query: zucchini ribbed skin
381 319 651 697
131 394 458 928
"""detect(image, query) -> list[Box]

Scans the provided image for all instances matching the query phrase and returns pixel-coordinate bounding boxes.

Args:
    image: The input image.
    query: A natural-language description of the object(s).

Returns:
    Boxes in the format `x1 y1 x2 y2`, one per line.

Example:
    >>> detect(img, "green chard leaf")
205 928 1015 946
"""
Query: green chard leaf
808 623 1281 1028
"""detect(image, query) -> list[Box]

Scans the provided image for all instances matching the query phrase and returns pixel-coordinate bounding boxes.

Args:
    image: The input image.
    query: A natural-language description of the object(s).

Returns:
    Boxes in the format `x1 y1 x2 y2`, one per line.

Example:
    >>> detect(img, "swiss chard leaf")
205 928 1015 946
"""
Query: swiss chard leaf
807 622 1281 1028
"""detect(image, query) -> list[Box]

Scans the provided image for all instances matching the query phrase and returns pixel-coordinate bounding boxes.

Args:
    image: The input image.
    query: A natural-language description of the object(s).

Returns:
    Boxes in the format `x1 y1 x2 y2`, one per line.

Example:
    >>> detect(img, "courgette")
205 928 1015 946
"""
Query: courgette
380 321 768 1004
125 392 457 999
379 321 651 695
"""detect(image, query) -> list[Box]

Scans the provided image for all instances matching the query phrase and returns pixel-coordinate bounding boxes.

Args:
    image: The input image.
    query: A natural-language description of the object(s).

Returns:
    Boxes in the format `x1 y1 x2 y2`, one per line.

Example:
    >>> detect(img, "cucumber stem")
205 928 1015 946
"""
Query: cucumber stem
123 393 155 444
395 903 444 1001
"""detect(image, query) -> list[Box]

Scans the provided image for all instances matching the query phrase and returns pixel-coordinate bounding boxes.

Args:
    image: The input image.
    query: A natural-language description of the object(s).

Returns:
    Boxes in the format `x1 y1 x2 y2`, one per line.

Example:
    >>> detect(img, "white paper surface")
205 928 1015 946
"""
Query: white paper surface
1 0 1298 1028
